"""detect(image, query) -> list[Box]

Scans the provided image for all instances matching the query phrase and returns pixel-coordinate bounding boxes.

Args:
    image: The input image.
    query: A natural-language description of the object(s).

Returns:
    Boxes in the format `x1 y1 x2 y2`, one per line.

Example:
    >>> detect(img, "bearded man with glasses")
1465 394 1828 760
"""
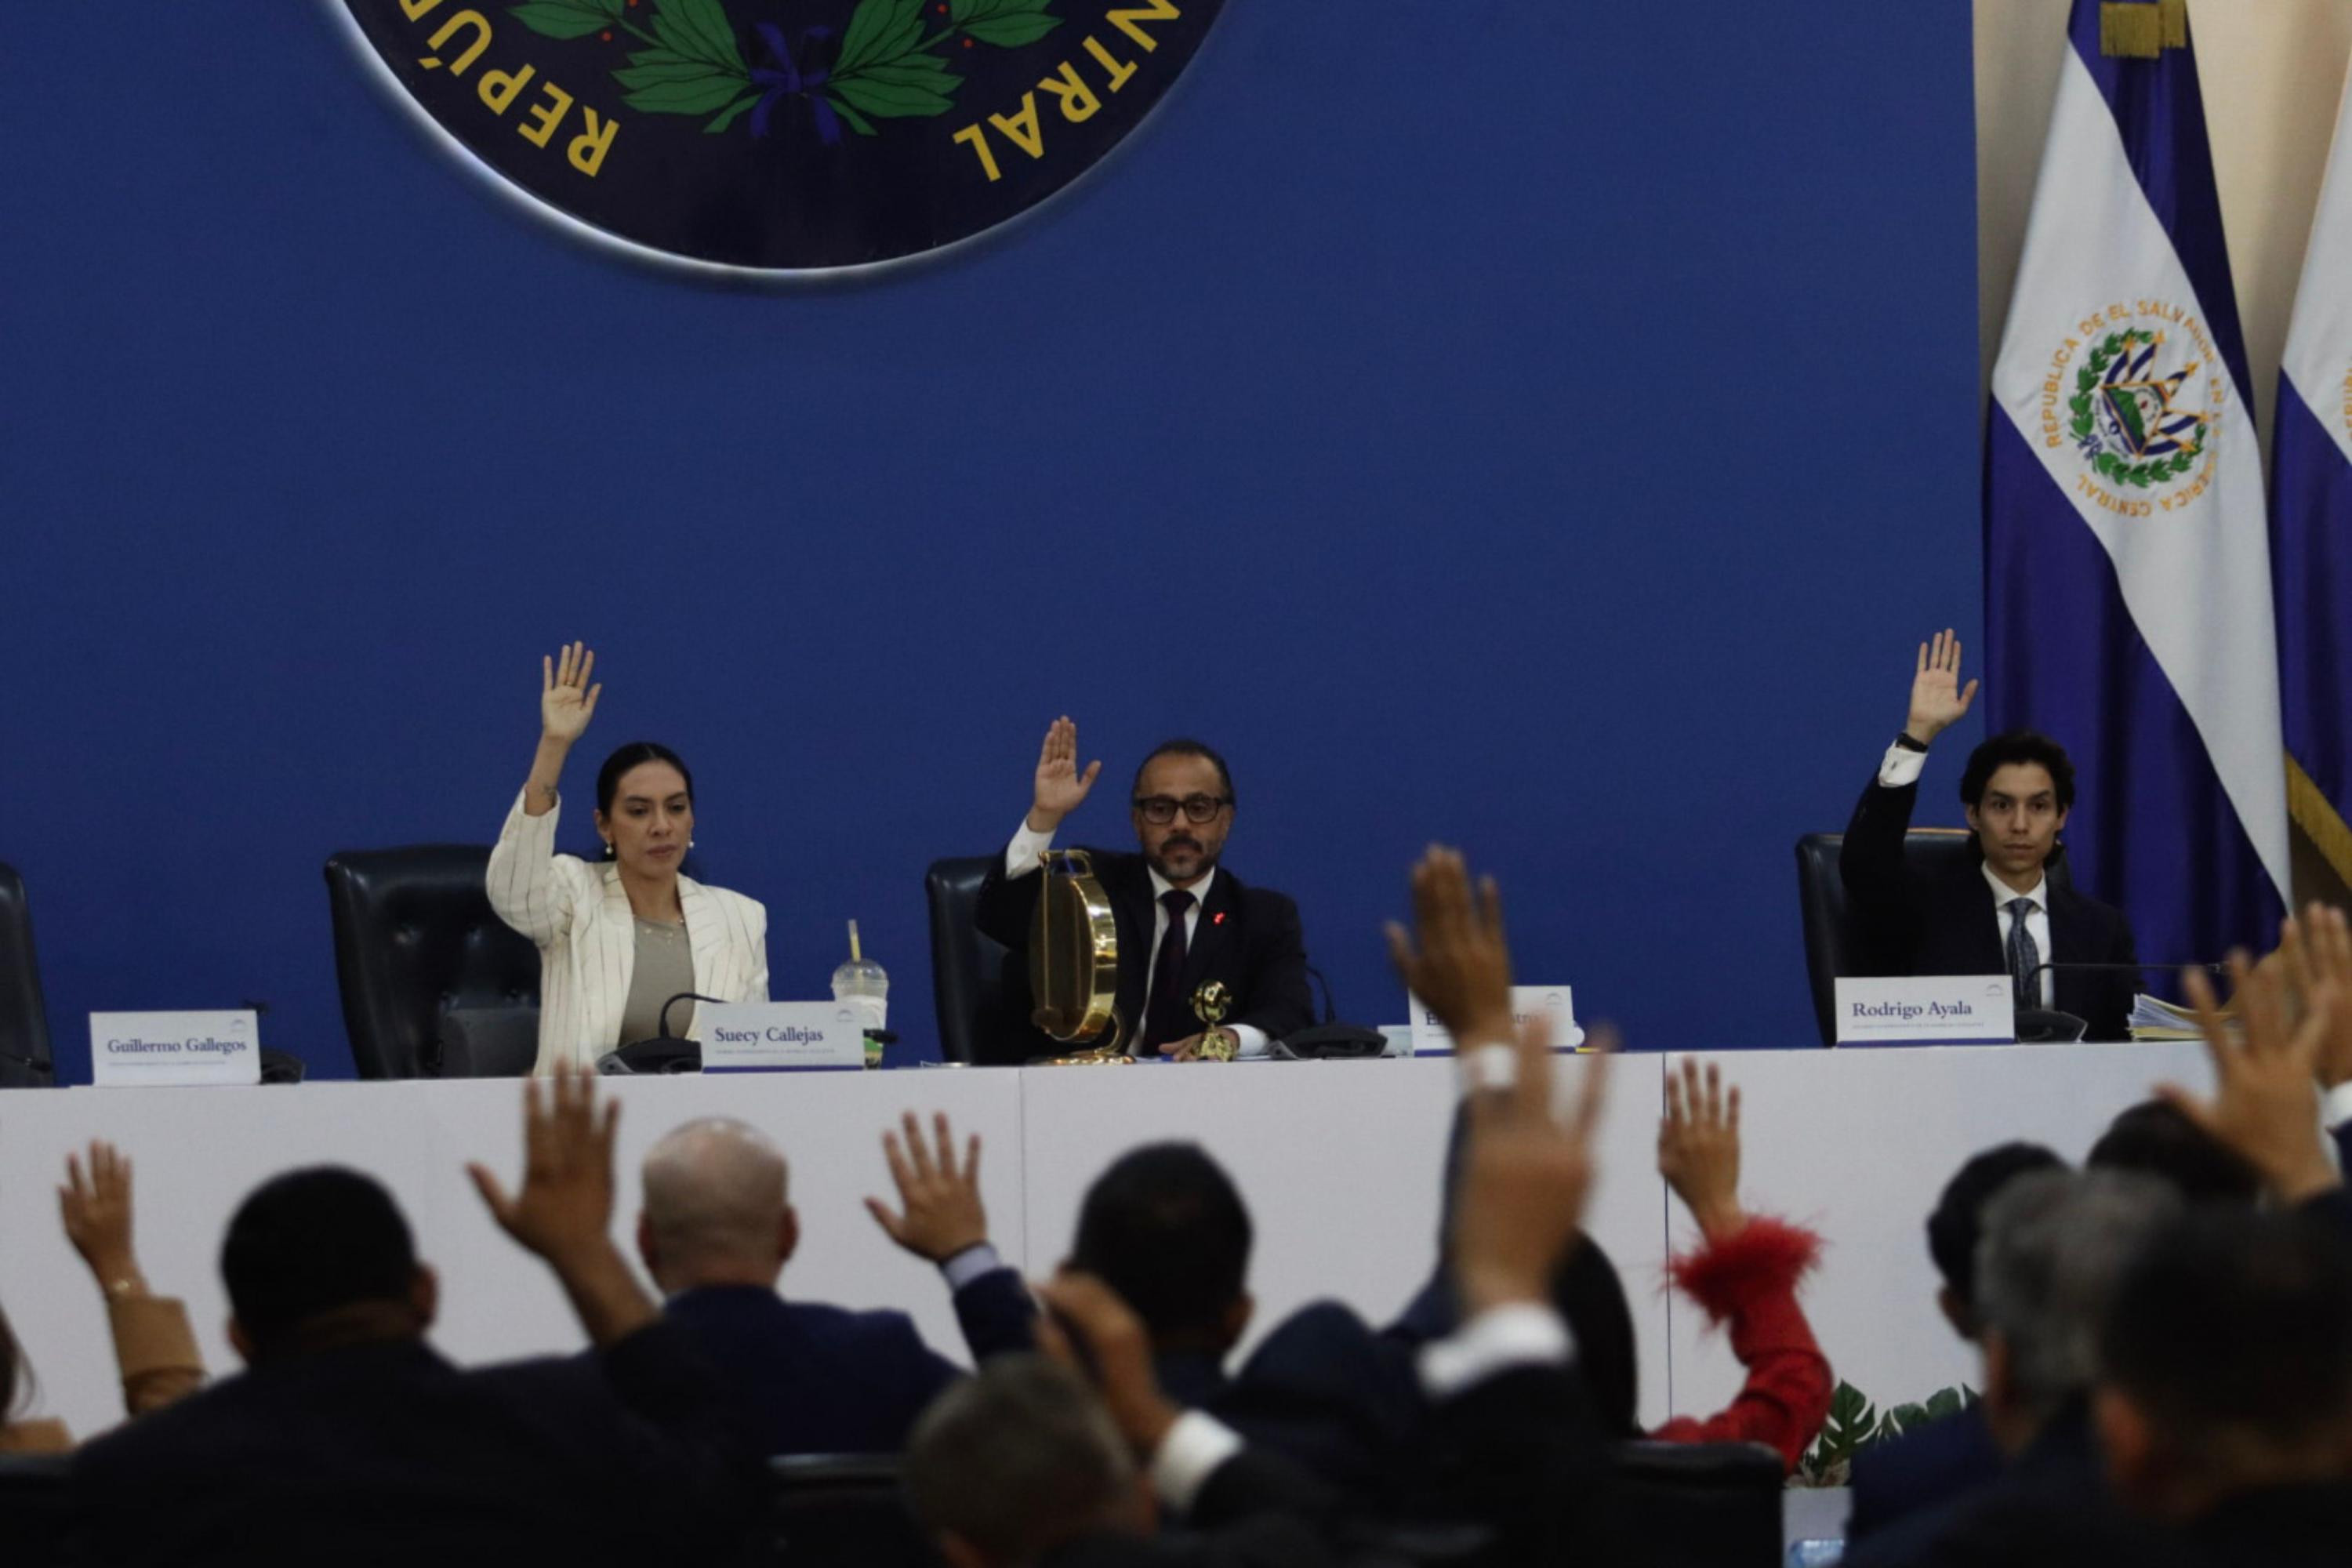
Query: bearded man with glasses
972 718 1314 1065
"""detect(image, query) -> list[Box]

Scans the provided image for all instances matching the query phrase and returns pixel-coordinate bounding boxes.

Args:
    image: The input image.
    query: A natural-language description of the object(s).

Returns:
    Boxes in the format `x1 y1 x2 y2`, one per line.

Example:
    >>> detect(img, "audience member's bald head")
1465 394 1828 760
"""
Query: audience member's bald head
637 1118 796 1292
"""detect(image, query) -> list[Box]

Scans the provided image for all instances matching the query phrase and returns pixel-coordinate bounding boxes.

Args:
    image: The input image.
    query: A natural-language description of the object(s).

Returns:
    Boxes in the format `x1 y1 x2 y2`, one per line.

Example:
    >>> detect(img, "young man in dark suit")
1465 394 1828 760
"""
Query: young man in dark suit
71 1071 764 1568
1840 630 2140 1040
974 718 1314 1065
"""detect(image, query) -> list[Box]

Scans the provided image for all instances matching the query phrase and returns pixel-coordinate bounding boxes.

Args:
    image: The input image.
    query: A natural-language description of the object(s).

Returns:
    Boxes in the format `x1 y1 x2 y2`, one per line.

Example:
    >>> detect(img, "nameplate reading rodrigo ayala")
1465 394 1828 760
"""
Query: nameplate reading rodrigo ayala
339 0 1227 272
701 1001 868 1072
1832 978 2016 1047
89 1011 262 1088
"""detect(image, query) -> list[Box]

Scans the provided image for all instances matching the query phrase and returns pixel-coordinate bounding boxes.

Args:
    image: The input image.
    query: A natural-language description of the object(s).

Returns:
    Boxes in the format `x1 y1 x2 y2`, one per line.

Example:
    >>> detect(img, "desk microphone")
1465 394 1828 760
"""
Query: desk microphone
601 992 728 1076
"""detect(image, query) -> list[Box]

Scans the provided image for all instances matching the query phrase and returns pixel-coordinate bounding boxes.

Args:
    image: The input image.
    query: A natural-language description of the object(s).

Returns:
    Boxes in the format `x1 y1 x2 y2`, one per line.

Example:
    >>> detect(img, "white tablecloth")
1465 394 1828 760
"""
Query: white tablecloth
0 1043 2213 1443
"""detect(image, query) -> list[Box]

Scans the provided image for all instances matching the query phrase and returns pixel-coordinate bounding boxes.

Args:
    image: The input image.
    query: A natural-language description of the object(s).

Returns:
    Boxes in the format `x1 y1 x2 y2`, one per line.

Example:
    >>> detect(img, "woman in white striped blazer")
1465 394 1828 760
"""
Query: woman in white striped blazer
488 643 769 1075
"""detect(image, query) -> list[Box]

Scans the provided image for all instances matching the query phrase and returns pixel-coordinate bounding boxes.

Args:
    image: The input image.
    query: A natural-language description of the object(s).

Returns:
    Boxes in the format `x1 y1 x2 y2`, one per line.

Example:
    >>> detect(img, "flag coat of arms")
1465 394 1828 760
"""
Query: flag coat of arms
2273 49 2352 894
1986 0 2288 967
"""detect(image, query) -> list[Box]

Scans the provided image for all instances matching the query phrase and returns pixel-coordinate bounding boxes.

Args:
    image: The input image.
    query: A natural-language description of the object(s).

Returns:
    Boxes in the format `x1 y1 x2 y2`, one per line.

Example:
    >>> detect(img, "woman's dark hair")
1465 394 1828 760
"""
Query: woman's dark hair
1 1301 31 1424
1959 731 2076 811
595 742 695 818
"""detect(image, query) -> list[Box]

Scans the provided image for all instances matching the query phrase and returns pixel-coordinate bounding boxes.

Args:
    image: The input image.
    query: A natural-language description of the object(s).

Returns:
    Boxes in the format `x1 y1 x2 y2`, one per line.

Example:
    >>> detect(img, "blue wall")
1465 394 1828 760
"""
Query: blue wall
0 2 1983 1080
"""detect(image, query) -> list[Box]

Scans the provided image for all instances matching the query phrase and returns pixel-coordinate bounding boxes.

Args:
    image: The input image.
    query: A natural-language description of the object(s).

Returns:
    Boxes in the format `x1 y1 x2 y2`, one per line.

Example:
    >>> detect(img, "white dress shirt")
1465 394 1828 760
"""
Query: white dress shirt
1004 818 1270 1057
1878 743 2054 1008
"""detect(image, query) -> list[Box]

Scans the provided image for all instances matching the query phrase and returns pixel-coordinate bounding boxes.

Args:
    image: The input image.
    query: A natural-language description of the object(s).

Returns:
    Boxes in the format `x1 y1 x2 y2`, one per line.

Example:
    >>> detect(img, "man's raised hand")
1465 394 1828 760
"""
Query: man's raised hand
541 641 602 746
866 1111 990 1264
1906 628 1979 745
2278 903 2352 1092
468 1065 619 1266
1028 716 1100 832
1452 1012 1613 1316
1386 845 1513 1049
60 1141 143 1293
2158 954 2340 1203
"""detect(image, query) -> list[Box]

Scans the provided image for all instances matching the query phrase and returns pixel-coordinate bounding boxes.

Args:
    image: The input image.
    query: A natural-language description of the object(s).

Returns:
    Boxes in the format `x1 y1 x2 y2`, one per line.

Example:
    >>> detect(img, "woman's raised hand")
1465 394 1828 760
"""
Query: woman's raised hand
541 642 602 745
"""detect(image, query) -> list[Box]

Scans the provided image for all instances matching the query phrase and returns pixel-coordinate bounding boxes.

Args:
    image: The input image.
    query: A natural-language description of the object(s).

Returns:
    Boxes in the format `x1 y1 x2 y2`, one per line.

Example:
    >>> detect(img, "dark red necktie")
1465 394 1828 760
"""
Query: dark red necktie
1144 889 1196 1047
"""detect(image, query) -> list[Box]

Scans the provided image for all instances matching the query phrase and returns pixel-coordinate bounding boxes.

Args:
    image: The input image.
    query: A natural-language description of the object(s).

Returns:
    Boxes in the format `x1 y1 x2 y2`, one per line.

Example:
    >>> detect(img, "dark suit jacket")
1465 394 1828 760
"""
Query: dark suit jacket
70 1323 762 1568
1846 1405 2005 1545
664 1284 962 1456
1842 1402 2102 1568
975 848 1313 1064
1841 777 2140 1041
1047 1363 1624 1568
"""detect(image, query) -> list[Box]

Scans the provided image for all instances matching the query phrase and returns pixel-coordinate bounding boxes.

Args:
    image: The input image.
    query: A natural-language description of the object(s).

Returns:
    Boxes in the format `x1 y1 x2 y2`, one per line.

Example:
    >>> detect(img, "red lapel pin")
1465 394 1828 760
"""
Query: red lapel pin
1213 911 1227 925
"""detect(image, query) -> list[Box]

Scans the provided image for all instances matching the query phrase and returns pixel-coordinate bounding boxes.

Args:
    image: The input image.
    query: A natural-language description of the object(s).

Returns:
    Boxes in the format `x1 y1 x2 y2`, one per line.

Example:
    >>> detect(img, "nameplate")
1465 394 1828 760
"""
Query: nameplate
89 1011 261 1087
1833 977 2016 1046
700 1002 866 1073
1408 985 1585 1055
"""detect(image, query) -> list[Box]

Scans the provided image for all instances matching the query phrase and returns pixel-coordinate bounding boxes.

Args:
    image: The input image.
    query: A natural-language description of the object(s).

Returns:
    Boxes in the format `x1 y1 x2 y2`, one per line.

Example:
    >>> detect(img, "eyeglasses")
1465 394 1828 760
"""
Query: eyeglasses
1132 794 1232 825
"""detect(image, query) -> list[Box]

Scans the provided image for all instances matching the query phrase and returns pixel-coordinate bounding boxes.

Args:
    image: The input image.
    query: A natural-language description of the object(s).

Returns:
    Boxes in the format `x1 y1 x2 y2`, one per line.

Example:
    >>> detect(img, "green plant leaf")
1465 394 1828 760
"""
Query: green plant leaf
658 0 746 69
508 0 624 39
615 60 734 87
830 71 960 118
704 93 760 133
953 0 1056 19
837 0 927 74
1923 1388 1963 1421
625 73 751 114
964 12 1062 46
826 96 880 136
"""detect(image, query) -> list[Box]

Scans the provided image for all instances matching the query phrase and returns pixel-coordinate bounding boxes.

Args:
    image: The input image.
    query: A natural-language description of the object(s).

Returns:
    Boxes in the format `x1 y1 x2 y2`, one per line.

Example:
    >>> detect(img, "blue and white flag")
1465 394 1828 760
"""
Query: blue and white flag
2273 50 2352 895
1986 0 2288 966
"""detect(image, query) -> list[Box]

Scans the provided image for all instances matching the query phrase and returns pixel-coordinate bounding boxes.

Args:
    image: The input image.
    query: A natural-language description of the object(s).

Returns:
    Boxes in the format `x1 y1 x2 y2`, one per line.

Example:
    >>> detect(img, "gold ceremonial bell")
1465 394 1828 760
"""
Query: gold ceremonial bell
1192 981 1239 1062
1030 849 1133 1065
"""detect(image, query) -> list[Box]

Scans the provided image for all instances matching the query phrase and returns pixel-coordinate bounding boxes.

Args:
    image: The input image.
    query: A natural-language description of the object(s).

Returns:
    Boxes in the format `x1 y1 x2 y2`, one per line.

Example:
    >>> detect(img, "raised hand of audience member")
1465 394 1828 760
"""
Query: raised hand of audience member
1028 716 1102 833
1385 845 1513 1050
1904 628 1978 745
868 1111 990 1263
60 1141 144 1296
1453 1012 1614 1316
467 1065 657 1346
1658 1060 1747 1244
2278 903 2352 1092
2159 954 2341 1203
1035 1271 1181 1457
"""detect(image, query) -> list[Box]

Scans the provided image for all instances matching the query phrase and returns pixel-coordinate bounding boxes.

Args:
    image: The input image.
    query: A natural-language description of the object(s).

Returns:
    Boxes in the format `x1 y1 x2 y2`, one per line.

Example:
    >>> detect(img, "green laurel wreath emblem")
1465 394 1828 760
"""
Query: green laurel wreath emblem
507 0 1062 138
2067 328 2205 489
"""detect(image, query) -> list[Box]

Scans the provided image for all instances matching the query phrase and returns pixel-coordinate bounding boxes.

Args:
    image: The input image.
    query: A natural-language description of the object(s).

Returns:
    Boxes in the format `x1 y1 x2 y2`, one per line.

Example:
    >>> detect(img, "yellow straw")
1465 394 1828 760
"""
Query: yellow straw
848 920 862 963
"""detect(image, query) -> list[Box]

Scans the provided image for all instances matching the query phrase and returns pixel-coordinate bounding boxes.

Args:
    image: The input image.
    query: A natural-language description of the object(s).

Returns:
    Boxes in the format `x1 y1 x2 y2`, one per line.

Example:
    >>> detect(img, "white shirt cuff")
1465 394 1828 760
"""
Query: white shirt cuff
2323 1081 2352 1132
1231 1024 1269 1059
1004 818 1057 878
939 1243 1005 1292
1416 1302 1574 1400
1150 1410 1245 1514
1878 744 1928 789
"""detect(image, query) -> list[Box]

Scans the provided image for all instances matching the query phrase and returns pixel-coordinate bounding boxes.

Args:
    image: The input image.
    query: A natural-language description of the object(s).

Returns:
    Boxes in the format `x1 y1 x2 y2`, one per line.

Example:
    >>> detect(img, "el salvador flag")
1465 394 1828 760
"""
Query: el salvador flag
2273 49 2352 897
1986 0 2288 969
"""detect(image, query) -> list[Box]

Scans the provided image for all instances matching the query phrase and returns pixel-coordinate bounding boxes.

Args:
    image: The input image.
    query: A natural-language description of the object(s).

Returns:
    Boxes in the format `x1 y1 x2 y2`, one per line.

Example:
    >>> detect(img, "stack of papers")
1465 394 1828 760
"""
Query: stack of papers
2129 993 2227 1042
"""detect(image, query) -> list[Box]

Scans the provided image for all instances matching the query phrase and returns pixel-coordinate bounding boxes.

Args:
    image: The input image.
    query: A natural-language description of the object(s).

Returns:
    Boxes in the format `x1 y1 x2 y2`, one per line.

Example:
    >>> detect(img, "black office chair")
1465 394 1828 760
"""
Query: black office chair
1795 829 2074 1047
1608 1440 1786 1566
323 846 542 1079
770 1454 937 1566
0 863 56 1087
924 856 1021 1065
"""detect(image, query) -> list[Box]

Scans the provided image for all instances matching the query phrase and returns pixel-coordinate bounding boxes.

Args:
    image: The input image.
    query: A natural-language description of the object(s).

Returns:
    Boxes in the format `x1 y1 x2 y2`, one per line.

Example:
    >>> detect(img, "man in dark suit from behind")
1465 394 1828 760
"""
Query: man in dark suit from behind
1842 1168 2181 1568
973 718 1315 1065
1827 1142 2067 1545
1840 630 2139 1040
72 1072 763 1568
641 1111 1026 1455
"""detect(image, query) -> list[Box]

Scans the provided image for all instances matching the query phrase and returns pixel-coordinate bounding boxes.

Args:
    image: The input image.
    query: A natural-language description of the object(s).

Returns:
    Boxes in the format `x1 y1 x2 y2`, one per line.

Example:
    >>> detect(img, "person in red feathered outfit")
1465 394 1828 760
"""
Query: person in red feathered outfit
1646 1056 1833 1472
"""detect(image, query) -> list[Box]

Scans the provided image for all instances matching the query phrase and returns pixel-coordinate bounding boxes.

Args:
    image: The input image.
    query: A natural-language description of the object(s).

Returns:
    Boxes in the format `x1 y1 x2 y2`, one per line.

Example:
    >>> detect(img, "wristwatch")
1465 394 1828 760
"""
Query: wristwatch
1894 732 1929 753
